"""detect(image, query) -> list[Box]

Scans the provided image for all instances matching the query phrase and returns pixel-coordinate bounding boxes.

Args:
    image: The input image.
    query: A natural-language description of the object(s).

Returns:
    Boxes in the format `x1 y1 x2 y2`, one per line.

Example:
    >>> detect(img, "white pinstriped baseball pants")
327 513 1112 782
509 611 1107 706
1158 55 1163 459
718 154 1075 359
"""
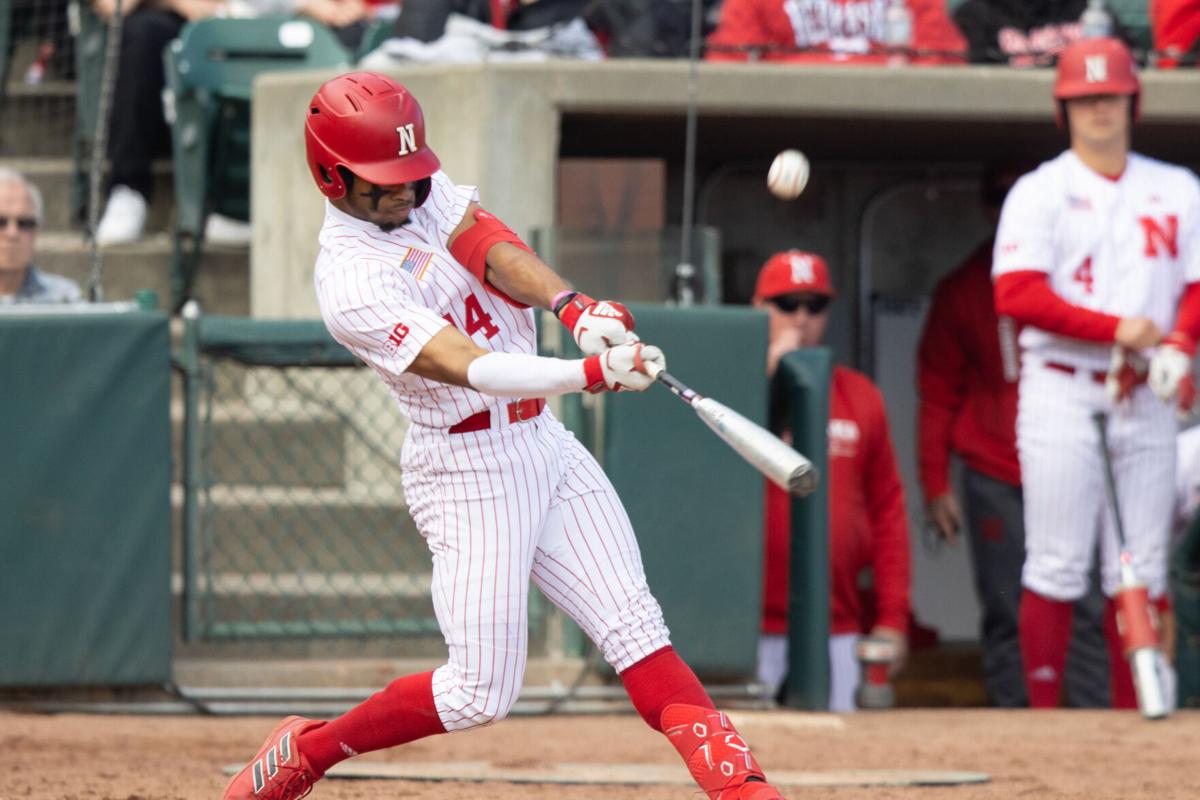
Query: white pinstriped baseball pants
1017 359 1175 602
401 410 672 732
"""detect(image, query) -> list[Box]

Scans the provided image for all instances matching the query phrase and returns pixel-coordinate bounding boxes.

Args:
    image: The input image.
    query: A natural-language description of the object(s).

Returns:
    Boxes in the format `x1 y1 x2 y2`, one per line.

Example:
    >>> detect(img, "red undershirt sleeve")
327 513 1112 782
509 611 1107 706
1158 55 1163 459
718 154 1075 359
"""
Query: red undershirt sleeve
993 270 1121 343
1168 282 1200 349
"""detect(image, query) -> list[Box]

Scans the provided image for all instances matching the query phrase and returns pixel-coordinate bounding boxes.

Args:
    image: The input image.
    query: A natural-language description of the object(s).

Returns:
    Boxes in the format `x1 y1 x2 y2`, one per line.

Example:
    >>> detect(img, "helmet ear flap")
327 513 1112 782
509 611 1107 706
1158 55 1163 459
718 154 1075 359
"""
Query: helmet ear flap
414 177 432 208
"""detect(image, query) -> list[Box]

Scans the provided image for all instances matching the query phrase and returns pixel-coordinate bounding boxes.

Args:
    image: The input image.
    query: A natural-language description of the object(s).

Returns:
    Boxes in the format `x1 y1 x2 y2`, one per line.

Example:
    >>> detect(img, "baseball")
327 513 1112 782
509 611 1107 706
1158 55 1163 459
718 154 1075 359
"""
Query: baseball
767 149 810 200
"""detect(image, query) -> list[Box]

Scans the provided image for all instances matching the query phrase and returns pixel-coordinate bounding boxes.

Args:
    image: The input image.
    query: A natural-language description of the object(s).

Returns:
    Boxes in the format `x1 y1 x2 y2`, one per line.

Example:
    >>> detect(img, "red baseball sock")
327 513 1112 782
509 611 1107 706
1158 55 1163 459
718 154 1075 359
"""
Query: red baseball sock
620 646 714 731
1019 589 1073 708
1105 599 1137 709
298 670 446 774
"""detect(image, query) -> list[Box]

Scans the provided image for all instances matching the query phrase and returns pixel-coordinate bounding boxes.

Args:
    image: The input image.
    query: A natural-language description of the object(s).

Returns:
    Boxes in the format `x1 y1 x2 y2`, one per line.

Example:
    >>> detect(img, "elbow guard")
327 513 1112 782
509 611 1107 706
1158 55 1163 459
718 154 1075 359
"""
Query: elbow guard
449 209 533 308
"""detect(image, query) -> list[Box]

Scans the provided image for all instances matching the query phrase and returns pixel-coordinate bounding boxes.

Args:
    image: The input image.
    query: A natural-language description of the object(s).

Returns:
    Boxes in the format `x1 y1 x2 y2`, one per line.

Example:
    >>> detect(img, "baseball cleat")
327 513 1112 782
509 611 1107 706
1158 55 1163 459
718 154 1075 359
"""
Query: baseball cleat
223 716 324 800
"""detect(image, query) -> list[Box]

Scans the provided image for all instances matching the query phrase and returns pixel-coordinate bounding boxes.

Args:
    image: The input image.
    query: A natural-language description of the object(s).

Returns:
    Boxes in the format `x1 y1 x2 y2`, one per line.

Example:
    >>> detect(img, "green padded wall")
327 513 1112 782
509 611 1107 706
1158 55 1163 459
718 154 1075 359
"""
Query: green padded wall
601 304 769 680
0 311 172 686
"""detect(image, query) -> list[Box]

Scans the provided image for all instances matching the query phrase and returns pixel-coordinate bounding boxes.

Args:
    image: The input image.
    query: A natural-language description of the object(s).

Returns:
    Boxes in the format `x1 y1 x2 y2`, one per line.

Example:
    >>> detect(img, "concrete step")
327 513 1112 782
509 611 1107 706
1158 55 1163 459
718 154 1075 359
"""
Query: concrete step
174 490 418 573
0 82 77 157
170 405 349 488
5 156 175 232
34 231 249 315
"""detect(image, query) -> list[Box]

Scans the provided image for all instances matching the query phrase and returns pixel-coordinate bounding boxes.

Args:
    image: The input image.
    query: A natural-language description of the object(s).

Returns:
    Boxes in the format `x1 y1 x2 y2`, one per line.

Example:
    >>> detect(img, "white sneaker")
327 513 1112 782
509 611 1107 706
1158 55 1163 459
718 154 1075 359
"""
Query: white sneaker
205 213 252 246
96 185 147 246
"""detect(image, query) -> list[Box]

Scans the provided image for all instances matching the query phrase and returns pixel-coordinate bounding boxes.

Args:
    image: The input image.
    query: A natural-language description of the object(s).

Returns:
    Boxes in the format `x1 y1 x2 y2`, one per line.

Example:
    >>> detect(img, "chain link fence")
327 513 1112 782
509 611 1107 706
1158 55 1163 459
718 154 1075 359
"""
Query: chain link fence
174 314 560 659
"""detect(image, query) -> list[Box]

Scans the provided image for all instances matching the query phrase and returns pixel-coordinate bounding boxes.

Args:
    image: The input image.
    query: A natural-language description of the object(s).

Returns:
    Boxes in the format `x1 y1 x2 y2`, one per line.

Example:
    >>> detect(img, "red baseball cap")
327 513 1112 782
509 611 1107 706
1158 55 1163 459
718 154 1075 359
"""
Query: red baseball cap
754 250 835 301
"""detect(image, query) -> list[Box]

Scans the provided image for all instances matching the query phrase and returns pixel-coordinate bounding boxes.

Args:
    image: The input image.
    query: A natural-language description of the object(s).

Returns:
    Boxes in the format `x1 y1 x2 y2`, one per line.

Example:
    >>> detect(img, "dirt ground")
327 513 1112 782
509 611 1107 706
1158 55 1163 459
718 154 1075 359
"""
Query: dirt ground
2 708 1197 800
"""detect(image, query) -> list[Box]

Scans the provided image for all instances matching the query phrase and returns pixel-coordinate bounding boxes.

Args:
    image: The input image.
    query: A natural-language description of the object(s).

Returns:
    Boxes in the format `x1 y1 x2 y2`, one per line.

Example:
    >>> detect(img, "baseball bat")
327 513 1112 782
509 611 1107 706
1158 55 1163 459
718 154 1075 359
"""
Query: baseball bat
647 364 819 496
1092 411 1171 720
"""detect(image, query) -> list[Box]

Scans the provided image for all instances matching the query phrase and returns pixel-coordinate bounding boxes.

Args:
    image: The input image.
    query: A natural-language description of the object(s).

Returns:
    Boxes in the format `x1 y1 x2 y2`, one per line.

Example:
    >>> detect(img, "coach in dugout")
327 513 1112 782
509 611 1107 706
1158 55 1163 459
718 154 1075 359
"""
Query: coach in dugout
916 161 1109 708
753 250 911 711
0 169 81 304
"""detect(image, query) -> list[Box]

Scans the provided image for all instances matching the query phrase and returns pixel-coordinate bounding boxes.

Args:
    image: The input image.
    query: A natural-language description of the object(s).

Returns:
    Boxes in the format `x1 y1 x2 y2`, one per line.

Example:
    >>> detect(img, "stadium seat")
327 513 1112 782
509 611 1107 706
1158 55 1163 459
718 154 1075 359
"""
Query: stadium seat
163 15 350 310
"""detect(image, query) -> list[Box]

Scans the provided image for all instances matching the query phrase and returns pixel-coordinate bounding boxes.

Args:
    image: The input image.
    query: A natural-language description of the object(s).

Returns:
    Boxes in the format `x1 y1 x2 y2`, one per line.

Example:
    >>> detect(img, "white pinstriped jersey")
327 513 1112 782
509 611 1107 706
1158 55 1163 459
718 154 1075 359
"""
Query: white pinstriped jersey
994 150 1200 370
314 170 538 428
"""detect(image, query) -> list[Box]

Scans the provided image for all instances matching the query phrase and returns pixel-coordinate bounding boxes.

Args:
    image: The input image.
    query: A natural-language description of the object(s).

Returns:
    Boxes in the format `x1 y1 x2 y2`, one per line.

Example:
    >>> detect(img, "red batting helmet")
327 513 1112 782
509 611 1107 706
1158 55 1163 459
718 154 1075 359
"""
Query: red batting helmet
1054 37 1140 119
304 71 440 202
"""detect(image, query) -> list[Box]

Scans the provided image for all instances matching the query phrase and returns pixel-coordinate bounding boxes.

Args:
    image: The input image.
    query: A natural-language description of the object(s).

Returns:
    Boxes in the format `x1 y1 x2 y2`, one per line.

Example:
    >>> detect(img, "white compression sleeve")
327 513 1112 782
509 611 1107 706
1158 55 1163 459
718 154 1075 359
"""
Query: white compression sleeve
467 351 587 398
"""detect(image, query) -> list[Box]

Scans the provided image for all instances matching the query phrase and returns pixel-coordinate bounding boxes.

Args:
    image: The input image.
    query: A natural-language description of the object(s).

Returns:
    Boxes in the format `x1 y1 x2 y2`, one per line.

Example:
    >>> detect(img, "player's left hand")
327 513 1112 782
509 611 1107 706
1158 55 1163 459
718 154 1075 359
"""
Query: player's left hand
584 343 664 393
1105 346 1149 403
555 292 638 355
869 625 908 677
1149 334 1197 415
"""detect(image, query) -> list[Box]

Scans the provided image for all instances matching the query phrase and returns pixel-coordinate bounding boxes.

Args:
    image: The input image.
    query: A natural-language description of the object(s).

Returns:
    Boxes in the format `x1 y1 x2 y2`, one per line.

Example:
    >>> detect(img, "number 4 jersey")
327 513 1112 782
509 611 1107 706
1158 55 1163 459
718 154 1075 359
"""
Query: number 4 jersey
993 150 1200 370
315 170 538 428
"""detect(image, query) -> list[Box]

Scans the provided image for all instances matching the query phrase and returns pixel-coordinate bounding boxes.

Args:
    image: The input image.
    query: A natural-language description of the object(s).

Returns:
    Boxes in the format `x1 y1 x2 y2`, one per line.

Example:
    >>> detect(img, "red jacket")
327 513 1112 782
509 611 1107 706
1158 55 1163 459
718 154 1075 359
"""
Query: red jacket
916 241 1021 502
762 366 911 636
1152 0 1200 67
707 0 966 63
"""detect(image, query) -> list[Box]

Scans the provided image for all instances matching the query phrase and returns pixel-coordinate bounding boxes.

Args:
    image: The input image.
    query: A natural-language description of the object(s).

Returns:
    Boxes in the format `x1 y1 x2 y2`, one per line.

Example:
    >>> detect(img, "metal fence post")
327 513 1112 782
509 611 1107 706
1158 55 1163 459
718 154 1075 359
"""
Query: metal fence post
175 303 204 641
778 348 832 710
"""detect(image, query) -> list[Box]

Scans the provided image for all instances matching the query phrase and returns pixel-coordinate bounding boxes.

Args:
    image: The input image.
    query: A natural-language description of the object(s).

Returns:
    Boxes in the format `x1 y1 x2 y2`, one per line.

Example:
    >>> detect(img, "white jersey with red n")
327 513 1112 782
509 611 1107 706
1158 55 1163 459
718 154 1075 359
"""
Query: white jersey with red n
994 150 1200 370
315 170 538 426
992 150 1200 603
313 170 671 732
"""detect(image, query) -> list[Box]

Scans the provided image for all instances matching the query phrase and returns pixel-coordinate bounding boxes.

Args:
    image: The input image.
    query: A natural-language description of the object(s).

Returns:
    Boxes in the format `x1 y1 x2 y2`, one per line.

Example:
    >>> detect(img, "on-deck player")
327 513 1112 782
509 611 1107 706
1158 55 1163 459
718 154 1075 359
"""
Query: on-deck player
992 37 1200 708
223 71 788 800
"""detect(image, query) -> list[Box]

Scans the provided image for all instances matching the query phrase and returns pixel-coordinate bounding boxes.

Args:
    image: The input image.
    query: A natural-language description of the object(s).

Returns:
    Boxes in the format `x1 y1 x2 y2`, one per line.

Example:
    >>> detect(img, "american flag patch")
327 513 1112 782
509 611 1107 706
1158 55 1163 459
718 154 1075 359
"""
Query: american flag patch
399 247 433 280
1068 195 1092 210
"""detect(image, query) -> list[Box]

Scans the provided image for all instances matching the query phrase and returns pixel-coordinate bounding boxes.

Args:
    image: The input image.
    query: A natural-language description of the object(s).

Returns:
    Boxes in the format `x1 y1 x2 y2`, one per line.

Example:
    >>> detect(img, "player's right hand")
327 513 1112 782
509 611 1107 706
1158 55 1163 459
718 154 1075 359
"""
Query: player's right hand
925 493 963 544
583 343 664 393
1114 317 1163 351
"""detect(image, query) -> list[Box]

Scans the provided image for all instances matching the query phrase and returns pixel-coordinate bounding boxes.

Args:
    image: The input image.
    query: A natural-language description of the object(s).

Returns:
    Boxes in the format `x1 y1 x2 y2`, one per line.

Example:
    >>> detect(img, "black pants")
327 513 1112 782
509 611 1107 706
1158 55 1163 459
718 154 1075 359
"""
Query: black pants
963 467 1109 707
106 7 184 200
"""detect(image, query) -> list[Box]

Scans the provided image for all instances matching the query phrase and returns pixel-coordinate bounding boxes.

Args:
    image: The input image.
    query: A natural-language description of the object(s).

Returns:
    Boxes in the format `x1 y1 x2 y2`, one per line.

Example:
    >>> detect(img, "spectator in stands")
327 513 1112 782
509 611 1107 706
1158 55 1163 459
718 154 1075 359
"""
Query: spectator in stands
1152 0 1200 67
949 0 1137 65
705 0 966 64
916 161 1109 707
754 250 912 711
92 0 374 246
0 169 82 304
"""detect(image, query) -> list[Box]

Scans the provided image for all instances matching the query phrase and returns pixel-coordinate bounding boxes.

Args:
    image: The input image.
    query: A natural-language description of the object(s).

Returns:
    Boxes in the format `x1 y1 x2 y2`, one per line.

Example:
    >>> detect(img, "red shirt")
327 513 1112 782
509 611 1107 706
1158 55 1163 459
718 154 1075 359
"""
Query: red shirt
916 241 1021 501
762 366 911 636
706 0 966 64
1152 0 1200 68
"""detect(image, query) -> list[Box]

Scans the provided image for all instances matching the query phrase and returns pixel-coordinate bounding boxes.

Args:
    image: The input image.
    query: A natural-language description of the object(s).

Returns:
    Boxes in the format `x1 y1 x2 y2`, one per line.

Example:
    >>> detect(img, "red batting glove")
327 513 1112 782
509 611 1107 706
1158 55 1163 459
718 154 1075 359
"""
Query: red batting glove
554 291 637 355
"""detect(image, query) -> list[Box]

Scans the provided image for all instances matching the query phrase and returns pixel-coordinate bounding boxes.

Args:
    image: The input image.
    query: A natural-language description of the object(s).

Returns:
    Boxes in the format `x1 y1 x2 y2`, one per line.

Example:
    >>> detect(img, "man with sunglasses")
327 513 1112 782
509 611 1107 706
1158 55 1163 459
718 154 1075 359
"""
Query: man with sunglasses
0 169 81 304
752 250 911 711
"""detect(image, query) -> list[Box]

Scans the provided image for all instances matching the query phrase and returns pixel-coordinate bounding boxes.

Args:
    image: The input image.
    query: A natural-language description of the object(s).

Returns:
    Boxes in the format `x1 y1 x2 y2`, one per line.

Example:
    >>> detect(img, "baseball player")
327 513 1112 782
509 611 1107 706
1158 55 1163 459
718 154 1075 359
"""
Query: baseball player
917 162 1109 708
992 37 1200 708
753 250 911 712
222 71 787 800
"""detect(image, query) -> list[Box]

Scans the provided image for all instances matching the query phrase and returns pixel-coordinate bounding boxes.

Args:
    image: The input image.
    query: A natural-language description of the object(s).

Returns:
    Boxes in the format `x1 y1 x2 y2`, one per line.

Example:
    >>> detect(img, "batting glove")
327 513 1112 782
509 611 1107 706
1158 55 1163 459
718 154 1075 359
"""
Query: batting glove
583 342 664 393
1149 334 1196 414
1105 346 1149 403
554 291 637 355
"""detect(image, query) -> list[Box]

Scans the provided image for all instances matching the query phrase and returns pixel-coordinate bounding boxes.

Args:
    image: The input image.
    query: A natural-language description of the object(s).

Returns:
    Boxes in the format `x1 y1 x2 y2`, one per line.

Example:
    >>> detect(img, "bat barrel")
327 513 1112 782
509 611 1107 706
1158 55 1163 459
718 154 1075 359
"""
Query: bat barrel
788 463 820 497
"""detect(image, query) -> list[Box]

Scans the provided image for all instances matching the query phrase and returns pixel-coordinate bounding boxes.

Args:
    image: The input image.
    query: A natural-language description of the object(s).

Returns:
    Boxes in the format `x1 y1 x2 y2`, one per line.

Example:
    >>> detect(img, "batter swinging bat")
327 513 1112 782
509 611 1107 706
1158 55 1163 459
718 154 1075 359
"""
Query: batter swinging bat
1092 411 1171 720
646 363 819 496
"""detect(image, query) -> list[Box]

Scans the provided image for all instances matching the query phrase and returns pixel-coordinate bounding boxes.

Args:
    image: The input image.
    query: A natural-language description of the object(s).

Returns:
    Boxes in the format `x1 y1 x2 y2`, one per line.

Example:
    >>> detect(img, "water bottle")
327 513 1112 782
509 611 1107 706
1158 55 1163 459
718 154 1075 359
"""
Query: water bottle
1080 0 1113 39
883 0 913 65
670 262 699 307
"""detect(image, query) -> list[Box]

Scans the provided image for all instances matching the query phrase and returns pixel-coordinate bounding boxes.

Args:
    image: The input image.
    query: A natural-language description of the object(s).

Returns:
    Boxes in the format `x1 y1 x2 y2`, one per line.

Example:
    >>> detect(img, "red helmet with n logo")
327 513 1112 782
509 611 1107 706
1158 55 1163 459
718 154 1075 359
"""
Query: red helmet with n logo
1054 37 1140 117
304 71 440 201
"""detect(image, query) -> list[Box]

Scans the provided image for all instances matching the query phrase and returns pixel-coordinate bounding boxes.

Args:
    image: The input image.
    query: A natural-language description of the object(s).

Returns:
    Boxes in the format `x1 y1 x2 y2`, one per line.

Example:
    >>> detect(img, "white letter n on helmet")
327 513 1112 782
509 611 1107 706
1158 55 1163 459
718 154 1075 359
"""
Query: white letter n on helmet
1085 55 1108 83
396 123 416 156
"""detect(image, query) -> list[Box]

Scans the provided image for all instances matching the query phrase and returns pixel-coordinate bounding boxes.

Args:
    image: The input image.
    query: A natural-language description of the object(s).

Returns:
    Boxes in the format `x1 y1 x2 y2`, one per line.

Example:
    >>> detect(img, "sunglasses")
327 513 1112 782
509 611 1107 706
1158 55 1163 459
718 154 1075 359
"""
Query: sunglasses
0 215 38 232
769 294 830 314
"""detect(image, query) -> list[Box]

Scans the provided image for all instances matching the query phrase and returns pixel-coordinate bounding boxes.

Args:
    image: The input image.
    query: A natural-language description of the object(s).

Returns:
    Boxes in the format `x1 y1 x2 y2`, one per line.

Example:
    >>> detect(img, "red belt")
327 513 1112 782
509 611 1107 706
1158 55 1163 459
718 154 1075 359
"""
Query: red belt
1044 361 1108 385
448 398 545 434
